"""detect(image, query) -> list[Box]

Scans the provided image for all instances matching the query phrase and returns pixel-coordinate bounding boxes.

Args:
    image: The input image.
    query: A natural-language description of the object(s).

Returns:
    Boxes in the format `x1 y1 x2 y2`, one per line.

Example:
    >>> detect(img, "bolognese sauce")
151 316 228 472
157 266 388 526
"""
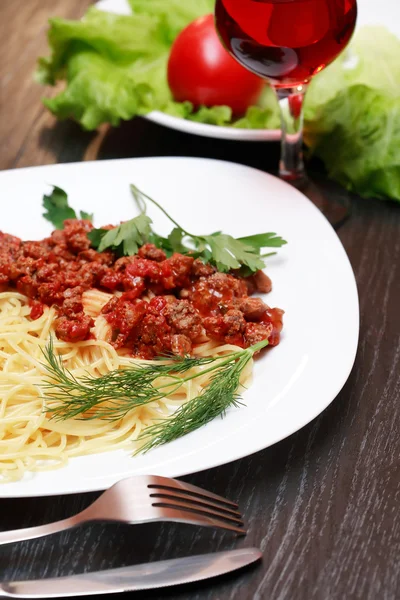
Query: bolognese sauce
0 219 284 358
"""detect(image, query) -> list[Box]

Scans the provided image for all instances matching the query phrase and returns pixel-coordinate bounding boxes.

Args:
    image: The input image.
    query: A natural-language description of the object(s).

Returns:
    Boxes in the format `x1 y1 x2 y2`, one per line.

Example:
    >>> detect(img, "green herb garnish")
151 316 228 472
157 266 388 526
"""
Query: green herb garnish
43 186 93 229
87 214 152 256
88 184 286 274
133 185 287 272
137 340 260 453
42 183 286 272
42 338 267 450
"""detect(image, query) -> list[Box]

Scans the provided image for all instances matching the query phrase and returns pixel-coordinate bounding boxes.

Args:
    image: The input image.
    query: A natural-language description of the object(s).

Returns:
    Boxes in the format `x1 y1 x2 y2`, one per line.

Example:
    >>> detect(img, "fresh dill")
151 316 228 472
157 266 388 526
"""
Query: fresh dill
136 344 257 454
42 338 215 421
41 338 268 450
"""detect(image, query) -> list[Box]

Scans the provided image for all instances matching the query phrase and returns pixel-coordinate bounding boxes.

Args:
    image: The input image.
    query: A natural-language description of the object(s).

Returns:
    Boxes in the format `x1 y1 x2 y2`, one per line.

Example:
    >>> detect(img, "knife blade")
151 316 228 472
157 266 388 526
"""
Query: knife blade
0 548 262 598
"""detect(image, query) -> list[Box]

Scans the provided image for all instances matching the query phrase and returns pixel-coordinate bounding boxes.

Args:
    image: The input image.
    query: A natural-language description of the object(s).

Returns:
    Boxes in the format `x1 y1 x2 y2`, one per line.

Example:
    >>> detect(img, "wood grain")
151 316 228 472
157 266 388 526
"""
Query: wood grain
0 0 94 170
1 2 400 599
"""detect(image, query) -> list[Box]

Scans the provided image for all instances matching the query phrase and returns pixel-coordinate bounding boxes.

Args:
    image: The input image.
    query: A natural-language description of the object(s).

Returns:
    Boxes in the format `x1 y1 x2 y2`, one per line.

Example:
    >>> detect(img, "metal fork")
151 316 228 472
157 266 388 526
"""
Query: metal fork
0 475 245 545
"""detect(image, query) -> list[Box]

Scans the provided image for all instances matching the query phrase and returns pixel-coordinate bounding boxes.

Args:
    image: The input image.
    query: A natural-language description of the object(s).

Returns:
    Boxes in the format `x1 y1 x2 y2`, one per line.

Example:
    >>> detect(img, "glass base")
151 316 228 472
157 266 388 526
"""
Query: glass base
279 165 307 186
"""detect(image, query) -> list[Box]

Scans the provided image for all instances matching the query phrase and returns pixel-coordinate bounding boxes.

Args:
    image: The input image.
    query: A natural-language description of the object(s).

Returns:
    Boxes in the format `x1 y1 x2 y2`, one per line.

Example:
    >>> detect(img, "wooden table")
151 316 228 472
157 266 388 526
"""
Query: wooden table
1 1 400 599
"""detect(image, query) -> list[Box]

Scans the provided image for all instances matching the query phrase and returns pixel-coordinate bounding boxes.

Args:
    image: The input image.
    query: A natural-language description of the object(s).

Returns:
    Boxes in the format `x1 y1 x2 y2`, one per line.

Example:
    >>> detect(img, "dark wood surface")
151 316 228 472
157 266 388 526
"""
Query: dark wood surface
1 1 400 599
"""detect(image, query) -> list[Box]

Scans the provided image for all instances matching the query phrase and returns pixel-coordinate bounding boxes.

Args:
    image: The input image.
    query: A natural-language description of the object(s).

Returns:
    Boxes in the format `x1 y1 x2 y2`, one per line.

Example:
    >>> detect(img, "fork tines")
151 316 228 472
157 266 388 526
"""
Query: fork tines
148 476 245 535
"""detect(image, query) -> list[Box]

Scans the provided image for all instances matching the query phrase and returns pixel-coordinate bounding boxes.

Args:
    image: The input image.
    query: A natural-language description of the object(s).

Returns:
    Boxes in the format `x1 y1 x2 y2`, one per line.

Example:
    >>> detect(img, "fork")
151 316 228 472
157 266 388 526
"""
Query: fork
0 475 245 545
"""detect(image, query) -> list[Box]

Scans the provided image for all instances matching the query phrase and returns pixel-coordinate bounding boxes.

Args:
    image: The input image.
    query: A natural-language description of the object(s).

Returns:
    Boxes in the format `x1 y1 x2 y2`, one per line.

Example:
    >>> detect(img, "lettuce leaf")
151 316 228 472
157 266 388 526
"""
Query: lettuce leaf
42 50 170 130
306 26 400 115
36 8 173 129
128 0 215 43
36 8 169 85
305 85 400 200
36 3 275 131
233 89 280 129
304 26 400 201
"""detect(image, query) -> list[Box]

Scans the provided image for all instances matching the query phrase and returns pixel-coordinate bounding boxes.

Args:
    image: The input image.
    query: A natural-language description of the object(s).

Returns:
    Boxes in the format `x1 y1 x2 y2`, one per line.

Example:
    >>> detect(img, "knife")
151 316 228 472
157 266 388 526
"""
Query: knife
0 548 262 598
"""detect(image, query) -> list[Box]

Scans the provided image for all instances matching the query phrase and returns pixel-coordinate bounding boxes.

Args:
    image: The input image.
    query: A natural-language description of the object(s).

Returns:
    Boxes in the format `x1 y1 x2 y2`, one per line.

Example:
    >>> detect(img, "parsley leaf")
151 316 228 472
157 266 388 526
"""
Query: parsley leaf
168 227 187 254
238 233 287 248
130 185 287 273
203 234 266 273
85 184 287 271
79 210 94 221
42 186 93 229
43 186 76 229
88 215 152 256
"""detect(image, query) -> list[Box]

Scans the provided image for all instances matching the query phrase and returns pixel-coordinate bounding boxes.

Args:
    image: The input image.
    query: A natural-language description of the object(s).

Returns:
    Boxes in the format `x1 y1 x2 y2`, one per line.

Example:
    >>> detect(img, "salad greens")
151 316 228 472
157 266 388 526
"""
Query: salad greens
35 2 279 131
37 2 400 201
128 0 216 43
304 27 400 201
36 8 172 130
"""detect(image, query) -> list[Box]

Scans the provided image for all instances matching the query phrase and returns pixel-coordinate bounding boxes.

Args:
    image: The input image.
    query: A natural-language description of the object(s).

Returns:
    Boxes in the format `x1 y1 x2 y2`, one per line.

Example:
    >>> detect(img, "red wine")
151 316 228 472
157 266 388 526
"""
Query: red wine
215 0 357 87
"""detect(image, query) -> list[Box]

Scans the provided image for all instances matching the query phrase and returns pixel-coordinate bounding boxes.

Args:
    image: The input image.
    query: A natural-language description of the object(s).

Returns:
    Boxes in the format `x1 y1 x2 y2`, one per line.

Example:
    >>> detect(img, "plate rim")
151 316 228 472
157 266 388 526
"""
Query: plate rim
0 156 359 497
143 111 281 142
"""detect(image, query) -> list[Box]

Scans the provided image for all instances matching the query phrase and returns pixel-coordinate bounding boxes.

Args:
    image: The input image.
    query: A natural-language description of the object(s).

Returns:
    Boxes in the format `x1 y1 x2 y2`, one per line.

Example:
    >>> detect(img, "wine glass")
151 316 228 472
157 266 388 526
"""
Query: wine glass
215 0 357 189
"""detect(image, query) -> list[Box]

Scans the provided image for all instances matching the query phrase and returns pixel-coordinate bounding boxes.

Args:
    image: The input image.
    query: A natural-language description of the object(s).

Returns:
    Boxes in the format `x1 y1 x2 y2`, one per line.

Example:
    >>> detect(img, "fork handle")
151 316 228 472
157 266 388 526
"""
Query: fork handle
0 513 84 545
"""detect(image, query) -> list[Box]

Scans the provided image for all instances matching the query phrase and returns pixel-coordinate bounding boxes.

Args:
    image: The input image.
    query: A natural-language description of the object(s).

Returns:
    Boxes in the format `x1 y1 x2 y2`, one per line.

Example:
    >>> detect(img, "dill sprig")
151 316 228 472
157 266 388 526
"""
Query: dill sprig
41 338 268 449
42 338 215 421
136 345 257 454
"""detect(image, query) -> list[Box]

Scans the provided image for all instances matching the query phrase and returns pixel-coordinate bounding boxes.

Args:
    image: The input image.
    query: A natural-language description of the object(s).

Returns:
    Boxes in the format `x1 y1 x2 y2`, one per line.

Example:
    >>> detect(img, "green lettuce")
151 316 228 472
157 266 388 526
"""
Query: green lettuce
305 85 400 200
36 8 173 129
36 3 276 131
304 27 400 201
37 6 400 201
128 0 215 43
233 89 280 129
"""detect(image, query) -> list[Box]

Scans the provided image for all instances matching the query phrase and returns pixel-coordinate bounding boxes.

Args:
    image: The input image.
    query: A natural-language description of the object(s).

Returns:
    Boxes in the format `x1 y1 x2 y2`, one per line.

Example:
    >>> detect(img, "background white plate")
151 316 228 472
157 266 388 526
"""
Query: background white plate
0 157 359 497
96 0 400 141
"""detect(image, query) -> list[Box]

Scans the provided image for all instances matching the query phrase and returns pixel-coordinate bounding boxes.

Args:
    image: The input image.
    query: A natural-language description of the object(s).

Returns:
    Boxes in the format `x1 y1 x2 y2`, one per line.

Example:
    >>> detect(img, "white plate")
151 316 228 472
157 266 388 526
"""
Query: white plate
96 0 400 141
0 157 359 497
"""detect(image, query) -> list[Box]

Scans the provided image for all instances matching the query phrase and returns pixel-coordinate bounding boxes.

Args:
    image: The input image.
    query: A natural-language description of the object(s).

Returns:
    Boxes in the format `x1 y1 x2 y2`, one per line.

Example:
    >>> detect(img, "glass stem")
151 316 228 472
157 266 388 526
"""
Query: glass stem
276 84 308 184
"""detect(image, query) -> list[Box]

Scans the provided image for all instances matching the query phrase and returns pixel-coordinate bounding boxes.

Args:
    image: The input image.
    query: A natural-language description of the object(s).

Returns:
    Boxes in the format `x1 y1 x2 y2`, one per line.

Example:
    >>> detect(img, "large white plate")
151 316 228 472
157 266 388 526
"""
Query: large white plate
0 157 359 497
96 0 400 141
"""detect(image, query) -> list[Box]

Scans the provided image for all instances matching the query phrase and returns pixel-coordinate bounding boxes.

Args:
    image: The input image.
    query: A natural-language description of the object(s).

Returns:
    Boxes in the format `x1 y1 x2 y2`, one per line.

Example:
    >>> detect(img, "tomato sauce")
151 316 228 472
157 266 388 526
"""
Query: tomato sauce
0 220 284 358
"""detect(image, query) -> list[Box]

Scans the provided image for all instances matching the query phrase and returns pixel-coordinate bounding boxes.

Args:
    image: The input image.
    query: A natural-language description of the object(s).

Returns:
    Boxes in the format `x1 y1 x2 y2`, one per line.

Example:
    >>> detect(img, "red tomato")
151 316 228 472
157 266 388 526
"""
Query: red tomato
167 14 265 116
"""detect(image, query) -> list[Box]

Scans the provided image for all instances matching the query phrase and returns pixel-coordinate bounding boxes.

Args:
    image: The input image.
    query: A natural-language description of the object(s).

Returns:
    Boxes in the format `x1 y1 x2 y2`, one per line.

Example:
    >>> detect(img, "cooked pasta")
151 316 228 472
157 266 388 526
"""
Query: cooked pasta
0 290 252 482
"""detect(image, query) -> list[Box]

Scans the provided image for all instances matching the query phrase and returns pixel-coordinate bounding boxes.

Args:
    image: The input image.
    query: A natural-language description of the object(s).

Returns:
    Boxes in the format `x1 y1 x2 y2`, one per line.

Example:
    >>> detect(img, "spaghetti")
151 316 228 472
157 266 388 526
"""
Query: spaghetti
0 289 252 482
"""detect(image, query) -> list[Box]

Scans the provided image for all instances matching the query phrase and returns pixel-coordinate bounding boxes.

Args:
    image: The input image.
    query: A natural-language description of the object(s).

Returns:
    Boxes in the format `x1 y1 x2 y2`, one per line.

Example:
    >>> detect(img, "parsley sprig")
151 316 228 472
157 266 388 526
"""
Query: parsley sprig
42 184 287 274
89 184 287 273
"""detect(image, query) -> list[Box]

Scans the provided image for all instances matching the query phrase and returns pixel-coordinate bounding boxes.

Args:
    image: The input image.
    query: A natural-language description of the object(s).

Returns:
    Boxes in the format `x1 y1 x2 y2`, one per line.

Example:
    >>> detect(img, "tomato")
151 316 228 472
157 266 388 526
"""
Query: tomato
167 14 265 116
